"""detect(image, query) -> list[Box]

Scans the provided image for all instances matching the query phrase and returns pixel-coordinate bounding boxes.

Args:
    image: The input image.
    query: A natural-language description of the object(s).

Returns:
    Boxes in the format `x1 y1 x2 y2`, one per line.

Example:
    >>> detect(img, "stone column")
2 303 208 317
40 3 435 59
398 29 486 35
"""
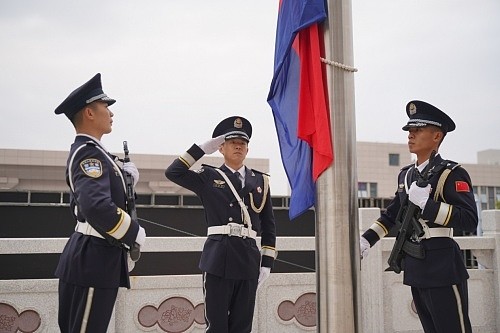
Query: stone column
480 209 500 330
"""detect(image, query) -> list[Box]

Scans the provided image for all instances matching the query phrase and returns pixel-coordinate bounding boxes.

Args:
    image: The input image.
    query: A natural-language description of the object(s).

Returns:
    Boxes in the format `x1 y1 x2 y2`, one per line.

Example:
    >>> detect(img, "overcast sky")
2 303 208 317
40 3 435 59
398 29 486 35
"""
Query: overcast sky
1 0 499 195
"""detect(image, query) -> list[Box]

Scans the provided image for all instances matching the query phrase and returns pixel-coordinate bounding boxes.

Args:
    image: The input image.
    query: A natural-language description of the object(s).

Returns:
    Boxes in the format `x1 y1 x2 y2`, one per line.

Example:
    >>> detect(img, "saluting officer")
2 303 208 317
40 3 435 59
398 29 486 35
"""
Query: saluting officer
360 100 478 332
54 73 146 333
165 116 277 333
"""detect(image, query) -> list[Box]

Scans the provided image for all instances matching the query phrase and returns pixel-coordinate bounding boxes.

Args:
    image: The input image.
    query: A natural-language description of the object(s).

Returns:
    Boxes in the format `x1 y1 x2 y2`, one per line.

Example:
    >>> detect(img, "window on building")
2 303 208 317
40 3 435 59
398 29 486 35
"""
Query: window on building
369 183 378 197
389 153 400 166
358 182 368 198
480 186 487 203
496 187 500 209
488 186 495 209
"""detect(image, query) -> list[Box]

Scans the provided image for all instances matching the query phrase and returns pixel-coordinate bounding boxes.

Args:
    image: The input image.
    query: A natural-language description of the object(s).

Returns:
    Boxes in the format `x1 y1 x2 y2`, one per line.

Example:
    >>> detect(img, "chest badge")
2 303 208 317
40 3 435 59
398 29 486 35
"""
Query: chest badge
213 179 226 188
257 186 262 193
80 159 102 178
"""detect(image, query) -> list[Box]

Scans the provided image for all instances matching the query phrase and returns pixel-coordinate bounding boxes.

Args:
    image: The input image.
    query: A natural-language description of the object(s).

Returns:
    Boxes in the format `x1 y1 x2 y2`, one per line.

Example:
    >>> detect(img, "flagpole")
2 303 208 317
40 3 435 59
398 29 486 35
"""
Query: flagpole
315 0 360 331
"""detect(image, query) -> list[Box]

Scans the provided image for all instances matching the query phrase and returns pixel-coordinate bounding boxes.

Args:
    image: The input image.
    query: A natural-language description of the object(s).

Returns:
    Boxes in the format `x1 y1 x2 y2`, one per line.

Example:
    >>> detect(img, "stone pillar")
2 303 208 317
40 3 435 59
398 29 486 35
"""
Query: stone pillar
359 208 384 333
480 209 500 330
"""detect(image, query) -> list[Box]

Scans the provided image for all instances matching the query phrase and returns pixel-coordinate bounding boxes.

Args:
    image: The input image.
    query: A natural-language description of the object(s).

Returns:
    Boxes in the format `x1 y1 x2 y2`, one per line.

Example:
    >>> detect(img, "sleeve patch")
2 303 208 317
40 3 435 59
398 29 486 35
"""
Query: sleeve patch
455 181 470 192
80 159 103 178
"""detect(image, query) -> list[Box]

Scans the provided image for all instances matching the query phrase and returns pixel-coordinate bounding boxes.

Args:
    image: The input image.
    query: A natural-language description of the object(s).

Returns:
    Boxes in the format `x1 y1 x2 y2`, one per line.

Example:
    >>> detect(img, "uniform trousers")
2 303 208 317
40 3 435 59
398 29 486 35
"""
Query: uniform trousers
58 280 118 333
203 272 258 333
411 280 472 333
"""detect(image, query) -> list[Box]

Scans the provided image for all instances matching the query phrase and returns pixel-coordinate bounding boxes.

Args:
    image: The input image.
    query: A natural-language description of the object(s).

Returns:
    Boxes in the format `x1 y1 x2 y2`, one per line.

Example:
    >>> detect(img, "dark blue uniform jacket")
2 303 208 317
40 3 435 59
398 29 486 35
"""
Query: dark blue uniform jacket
165 144 277 280
55 135 140 288
363 154 478 288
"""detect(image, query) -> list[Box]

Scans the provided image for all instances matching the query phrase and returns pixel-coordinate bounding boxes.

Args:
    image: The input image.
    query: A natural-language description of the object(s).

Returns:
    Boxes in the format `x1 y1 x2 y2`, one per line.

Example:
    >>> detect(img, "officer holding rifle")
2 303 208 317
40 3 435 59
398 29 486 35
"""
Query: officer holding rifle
360 100 478 332
54 73 146 333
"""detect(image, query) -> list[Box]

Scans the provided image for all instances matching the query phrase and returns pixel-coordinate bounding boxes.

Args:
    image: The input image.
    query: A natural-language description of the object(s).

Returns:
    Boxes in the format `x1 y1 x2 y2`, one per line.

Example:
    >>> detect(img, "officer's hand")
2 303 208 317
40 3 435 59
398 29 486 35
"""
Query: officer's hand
135 226 146 248
123 162 139 187
360 236 370 259
409 181 431 210
257 266 271 290
198 135 225 155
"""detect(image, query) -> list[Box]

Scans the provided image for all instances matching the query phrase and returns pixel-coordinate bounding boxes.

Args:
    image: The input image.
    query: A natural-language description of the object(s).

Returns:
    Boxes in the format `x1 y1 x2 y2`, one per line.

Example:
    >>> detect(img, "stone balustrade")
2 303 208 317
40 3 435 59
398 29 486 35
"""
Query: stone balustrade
1 209 499 332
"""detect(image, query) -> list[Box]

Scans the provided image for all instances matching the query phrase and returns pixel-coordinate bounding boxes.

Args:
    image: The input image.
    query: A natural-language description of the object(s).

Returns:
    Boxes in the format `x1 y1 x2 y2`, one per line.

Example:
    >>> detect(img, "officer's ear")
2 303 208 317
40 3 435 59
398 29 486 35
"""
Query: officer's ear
432 128 444 146
81 105 95 120
218 142 224 154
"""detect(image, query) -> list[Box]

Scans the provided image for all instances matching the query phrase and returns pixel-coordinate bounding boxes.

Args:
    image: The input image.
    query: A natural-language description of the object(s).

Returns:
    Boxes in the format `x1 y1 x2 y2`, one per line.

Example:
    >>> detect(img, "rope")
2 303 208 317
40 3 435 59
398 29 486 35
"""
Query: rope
320 57 358 72
138 217 199 237
137 217 316 272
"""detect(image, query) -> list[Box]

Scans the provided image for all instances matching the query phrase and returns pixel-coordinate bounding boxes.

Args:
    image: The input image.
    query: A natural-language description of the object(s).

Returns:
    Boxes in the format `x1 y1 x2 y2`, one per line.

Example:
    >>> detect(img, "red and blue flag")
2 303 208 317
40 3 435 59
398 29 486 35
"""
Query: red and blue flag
268 0 333 220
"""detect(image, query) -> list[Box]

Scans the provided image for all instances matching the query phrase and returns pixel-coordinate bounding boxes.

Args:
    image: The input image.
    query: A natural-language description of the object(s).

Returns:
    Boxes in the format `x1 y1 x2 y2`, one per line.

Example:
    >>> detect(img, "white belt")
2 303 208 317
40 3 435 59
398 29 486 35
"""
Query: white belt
75 221 104 239
207 223 257 239
420 227 453 240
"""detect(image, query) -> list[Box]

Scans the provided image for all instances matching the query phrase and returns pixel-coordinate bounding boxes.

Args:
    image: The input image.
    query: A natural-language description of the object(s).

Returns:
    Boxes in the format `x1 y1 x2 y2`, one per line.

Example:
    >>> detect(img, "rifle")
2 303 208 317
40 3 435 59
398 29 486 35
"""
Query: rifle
386 151 436 273
123 141 141 262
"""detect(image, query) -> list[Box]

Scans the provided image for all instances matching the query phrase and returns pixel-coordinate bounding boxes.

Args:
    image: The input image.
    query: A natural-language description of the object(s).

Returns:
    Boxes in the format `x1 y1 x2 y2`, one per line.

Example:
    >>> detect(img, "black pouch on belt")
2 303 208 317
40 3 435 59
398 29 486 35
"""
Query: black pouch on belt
403 241 425 259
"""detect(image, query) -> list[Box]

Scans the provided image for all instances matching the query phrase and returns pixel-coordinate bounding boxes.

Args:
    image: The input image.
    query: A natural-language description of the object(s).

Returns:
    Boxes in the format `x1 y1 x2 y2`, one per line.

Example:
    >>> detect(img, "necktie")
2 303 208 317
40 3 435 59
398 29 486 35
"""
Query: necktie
233 172 242 191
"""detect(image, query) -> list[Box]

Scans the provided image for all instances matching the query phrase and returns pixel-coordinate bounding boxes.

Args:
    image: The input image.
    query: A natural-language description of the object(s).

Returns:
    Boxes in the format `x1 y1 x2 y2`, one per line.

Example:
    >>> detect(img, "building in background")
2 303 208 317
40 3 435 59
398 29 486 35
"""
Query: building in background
356 142 500 211
1 143 499 210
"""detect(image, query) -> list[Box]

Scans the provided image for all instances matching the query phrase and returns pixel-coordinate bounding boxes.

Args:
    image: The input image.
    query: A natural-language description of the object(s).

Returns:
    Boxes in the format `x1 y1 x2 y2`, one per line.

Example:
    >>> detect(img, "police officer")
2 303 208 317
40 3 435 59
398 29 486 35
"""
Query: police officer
165 116 277 333
54 73 146 333
360 100 478 332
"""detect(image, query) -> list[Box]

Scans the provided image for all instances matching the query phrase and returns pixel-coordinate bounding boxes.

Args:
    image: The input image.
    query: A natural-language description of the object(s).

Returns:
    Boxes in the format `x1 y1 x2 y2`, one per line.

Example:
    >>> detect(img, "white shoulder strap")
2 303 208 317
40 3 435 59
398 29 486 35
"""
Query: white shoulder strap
215 168 252 230
67 143 88 193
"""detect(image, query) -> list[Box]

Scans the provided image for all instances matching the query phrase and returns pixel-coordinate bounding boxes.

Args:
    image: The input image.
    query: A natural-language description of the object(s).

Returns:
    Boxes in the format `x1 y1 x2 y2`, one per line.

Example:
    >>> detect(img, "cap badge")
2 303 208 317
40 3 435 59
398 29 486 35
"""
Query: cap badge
409 103 417 115
234 118 243 129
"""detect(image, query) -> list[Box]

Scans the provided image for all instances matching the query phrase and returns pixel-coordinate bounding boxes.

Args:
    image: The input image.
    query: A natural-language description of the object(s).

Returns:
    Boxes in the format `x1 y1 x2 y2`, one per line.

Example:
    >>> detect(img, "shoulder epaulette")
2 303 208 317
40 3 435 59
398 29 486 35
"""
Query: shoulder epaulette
201 163 217 169
251 168 270 177
441 160 460 170
400 163 413 171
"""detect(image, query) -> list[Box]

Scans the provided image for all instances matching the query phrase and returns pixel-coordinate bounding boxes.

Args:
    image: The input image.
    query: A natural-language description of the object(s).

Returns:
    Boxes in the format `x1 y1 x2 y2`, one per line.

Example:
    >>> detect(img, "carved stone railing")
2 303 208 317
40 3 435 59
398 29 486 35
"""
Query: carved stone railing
0 237 316 333
1 209 499 332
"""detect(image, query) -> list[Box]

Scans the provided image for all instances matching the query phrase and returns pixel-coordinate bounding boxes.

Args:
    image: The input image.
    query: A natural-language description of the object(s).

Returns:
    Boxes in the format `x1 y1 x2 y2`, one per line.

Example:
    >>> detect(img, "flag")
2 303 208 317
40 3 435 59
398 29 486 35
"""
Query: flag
268 0 333 220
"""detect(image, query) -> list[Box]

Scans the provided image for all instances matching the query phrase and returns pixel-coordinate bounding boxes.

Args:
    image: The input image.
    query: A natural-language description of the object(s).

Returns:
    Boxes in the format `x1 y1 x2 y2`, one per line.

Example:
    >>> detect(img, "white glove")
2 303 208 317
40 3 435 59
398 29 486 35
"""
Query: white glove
408 181 431 210
360 236 370 259
123 162 139 187
198 135 225 154
257 266 271 290
135 226 146 247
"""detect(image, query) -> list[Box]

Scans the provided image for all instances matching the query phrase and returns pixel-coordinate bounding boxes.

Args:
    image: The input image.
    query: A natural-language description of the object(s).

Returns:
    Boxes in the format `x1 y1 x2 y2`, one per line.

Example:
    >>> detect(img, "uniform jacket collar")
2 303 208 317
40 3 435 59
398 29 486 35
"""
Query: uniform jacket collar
219 164 257 195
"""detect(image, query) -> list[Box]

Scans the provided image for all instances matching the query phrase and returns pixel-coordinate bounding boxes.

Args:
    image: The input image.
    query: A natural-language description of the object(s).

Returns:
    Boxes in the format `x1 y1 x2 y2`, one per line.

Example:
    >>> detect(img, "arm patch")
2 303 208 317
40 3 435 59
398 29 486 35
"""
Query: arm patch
80 158 103 178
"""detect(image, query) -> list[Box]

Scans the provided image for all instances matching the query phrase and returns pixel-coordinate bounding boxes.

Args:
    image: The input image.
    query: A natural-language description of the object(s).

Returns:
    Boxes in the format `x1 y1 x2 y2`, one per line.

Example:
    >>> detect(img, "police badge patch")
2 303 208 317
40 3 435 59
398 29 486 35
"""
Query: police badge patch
80 159 103 178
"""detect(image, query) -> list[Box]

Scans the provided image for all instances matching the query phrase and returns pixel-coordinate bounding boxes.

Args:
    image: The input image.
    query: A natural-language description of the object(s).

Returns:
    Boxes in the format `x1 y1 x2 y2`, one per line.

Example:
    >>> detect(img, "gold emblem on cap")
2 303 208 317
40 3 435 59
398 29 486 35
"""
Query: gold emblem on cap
234 118 243 129
409 103 417 115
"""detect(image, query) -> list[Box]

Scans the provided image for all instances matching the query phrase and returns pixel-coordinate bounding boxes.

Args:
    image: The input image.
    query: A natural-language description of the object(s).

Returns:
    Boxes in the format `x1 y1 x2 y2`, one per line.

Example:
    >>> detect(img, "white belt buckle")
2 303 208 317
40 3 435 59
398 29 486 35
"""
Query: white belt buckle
228 223 246 239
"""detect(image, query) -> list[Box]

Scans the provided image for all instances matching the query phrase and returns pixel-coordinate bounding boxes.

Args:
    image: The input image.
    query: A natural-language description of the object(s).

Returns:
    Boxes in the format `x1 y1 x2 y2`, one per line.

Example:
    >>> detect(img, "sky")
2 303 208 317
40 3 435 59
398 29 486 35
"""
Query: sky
1 0 499 195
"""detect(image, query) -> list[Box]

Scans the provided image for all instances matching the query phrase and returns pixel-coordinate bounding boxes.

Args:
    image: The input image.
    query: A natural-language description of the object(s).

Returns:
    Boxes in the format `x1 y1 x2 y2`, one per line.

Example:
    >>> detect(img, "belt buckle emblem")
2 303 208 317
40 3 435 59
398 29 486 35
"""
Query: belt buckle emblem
228 223 247 238
229 223 242 237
